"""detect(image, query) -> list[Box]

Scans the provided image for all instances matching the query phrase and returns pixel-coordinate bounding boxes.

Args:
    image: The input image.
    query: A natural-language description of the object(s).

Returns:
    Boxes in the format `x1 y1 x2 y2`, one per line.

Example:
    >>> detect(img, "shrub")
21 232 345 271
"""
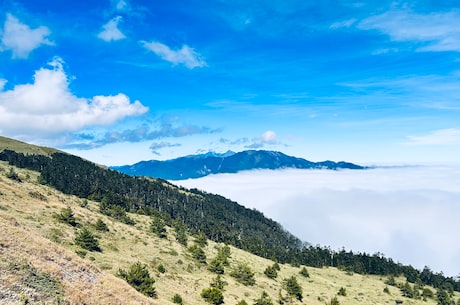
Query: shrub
56 207 77 227
383 286 390 294
157 264 166 273
329 296 340 305
283 275 303 301
195 233 208 247
188 244 206 263
201 287 224 305
422 287 434 299
151 217 167 238
264 265 278 279
230 263 255 286
210 274 227 291
172 293 183 304
75 227 100 252
117 262 156 297
338 287 347 296
236 300 248 305
6 167 21 182
94 218 109 232
299 266 310 278
208 257 225 274
254 291 273 305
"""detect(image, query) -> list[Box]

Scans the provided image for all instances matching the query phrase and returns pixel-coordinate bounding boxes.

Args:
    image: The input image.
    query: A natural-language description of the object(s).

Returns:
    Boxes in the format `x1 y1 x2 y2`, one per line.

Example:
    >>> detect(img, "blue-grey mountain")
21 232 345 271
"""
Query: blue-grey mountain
112 150 365 180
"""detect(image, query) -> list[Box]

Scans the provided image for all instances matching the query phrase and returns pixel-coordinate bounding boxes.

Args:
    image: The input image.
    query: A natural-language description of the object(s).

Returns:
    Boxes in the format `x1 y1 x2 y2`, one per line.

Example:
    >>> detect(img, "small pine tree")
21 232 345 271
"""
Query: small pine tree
151 217 167 238
208 258 225 274
283 275 303 301
299 266 310 278
201 287 224 305
329 296 340 305
117 262 156 297
188 244 207 263
56 207 78 227
75 228 100 252
172 293 183 304
230 263 255 286
157 264 166 273
264 265 278 279
94 218 109 232
210 275 228 291
254 291 273 305
195 233 208 247
236 300 248 305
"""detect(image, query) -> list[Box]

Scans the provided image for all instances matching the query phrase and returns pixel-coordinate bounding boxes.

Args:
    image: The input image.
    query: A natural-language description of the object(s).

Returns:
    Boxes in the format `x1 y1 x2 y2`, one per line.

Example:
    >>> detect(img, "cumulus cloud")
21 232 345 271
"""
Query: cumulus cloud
98 16 126 42
359 10 460 52
112 0 129 12
0 13 53 58
141 40 207 69
406 128 460 145
0 57 148 139
246 130 279 148
176 165 460 276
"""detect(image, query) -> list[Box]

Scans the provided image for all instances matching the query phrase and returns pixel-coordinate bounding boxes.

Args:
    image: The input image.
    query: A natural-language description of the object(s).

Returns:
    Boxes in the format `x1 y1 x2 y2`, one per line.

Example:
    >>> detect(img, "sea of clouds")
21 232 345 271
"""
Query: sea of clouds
176 165 460 277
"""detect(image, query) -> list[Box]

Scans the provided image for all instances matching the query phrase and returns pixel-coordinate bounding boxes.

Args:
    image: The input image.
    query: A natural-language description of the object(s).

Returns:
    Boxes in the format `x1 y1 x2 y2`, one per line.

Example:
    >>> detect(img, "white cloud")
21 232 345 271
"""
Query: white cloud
359 10 460 52
98 16 126 42
141 40 207 69
0 57 148 138
0 79 6 91
113 0 129 12
407 128 460 145
176 166 460 276
0 13 53 58
246 130 279 148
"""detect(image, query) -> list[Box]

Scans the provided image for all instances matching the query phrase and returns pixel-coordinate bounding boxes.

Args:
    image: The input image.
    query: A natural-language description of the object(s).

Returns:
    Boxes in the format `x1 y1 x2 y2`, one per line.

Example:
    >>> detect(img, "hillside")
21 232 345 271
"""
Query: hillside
112 150 365 180
0 160 454 305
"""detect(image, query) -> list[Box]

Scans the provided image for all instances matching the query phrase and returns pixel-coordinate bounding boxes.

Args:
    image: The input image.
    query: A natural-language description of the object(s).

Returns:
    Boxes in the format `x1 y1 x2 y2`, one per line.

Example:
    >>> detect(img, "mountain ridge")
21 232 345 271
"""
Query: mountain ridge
112 150 365 180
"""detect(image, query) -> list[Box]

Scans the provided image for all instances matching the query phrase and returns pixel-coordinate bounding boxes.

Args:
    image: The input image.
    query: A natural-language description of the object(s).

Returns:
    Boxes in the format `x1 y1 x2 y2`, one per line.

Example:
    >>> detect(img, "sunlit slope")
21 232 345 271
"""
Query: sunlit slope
0 161 451 305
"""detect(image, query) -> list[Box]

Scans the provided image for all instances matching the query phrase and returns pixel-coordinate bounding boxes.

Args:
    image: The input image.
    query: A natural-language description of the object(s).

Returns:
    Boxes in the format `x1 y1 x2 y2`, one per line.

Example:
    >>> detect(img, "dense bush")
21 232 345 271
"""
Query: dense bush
201 287 224 305
55 207 78 227
230 263 255 286
253 291 273 305
283 276 303 301
117 262 156 297
75 228 100 252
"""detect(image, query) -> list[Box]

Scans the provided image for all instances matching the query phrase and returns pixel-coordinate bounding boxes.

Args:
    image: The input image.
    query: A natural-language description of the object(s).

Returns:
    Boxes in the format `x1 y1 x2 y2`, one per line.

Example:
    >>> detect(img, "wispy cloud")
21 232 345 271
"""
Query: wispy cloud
0 13 53 58
65 119 221 150
98 16 126 42
359 9 460 52
176 166 460 276
0 57 148 139
406 128 460 145
149 141 181 155
141 40 207 69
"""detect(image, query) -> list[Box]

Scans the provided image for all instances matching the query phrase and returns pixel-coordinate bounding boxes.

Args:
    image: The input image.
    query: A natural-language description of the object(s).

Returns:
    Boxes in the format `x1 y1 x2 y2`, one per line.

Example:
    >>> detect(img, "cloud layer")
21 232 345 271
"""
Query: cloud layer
98 16 126 42
176 165 460 276
0 57 148 139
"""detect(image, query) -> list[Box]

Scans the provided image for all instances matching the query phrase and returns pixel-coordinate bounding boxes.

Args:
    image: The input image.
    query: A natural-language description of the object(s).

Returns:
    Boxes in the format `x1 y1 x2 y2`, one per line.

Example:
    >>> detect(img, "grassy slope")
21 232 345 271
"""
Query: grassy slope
0 161 451 305
0 136 59 156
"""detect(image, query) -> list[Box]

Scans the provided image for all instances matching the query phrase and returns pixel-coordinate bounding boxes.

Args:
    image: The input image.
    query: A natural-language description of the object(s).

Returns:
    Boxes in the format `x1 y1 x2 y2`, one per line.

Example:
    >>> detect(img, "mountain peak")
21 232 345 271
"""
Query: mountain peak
112 150 365 180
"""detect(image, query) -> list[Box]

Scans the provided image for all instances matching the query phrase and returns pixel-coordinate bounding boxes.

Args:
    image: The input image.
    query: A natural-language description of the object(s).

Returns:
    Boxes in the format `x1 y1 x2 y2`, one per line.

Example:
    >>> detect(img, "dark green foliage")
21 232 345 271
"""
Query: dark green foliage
157 264 166 273
436 289 454 305
55 207 78 227
385 275 396 286
400 281 419 299
264 264 278 279
188 244 206 263
117 262 156 297
172 293 183 304
208 257 225 274
94 218 109 232
230 263 255 286
383 286 390 294
2 149 460 293
6 167 21 182
253 291 273 305
201 287 224 305
283 275 303 301
195 233 208 247
299 266 310 278
236 300 248 305
173 220 188 246
75 227 101 252
422 287 434 299
210 274 228 291
151 216 167 238
329 296 340 305
338 287 347 296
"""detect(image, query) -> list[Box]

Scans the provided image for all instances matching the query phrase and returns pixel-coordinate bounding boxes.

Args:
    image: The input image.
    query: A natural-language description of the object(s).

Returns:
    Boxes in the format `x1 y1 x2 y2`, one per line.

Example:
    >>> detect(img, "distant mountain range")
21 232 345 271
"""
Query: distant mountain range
112 150 365 180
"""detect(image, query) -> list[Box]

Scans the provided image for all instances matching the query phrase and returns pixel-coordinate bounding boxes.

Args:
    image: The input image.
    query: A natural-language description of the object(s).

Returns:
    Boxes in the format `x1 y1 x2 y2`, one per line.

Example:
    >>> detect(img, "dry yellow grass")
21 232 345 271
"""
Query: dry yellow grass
0 161 454 305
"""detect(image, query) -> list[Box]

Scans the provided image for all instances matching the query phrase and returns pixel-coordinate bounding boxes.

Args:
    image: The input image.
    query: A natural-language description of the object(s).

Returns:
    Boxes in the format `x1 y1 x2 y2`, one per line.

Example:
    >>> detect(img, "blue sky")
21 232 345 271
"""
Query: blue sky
1 0 460 165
